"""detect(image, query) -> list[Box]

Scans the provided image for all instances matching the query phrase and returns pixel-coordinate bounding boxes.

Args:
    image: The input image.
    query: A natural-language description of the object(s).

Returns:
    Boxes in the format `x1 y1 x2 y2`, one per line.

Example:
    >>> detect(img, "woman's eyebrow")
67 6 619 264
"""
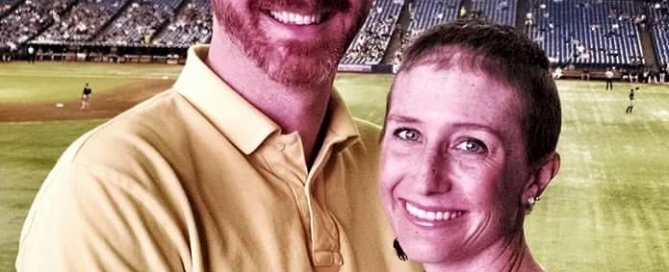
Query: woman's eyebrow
387 114 421 124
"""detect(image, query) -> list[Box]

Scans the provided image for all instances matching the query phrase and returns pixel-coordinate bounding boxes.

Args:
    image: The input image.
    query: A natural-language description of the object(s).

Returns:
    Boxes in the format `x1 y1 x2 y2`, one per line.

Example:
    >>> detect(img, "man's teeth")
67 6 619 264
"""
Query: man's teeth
406 202 464 222
269 11 321 25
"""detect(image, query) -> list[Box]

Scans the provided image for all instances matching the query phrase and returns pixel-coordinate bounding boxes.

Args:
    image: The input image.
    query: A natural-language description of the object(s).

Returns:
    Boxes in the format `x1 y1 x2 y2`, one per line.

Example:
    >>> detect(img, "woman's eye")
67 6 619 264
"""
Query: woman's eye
393 128 421 142
455 139 487 154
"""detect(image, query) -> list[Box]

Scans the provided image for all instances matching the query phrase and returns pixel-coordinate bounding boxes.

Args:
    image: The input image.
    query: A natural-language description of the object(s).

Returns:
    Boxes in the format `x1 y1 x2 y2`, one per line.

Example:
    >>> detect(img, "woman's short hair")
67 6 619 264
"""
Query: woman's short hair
388 18 561 164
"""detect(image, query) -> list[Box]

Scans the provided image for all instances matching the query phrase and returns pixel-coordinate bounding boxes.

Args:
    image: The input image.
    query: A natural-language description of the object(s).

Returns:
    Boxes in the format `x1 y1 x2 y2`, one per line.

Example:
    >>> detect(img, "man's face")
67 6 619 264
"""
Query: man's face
380 64 531 267
211 0 371 87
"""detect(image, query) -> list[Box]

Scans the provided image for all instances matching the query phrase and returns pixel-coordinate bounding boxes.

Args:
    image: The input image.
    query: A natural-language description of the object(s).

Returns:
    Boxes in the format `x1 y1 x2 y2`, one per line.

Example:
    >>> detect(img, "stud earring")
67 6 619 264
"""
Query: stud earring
528 196 541 206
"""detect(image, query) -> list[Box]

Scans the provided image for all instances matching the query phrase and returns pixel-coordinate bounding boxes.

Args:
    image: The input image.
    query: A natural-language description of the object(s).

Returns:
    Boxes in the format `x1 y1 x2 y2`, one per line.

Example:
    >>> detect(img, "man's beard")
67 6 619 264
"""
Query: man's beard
212 0 368 88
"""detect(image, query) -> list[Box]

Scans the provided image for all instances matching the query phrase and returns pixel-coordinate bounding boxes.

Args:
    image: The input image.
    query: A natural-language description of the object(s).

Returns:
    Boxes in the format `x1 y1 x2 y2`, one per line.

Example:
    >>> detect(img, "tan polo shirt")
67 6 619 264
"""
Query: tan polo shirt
16 46 423 272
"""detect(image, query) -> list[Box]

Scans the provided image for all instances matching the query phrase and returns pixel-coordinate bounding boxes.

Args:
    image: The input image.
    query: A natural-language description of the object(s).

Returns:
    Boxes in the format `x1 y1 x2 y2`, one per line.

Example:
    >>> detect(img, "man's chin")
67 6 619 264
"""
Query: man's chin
267 58 337 88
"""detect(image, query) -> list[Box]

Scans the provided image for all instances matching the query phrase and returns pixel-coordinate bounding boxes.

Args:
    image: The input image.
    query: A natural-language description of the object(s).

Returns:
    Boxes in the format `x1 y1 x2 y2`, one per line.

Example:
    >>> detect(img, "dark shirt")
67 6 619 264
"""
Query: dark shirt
83 87 92 95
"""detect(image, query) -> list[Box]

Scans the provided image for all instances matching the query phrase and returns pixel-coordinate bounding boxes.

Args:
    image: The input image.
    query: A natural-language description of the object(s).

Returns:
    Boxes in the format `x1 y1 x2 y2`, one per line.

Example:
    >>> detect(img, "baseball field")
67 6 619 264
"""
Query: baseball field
1 62 668 271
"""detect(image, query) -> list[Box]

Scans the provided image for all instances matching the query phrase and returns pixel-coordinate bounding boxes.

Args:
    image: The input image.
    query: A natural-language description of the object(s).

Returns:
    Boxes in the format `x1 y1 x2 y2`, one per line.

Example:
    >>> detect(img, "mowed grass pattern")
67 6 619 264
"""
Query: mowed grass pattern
0 62 182 103
1 63 668 271
526 80 669 271
0 120 105 271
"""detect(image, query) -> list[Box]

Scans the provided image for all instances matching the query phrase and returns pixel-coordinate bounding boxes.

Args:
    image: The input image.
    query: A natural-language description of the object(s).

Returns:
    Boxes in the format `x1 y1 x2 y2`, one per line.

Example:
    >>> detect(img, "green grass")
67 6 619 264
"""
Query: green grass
0 62 181 102
335 72 394 124
1 63 669 271
526 80 669 271
0 119 105 271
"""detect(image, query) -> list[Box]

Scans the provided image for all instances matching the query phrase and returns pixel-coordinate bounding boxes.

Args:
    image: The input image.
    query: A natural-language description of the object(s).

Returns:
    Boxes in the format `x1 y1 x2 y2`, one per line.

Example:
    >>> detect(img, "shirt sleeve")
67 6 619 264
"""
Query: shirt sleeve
16 154 191 272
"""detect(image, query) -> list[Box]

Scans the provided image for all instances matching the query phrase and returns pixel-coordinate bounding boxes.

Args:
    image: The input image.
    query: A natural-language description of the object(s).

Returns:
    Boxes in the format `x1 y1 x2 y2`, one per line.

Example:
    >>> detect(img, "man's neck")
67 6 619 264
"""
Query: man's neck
206 26 333 168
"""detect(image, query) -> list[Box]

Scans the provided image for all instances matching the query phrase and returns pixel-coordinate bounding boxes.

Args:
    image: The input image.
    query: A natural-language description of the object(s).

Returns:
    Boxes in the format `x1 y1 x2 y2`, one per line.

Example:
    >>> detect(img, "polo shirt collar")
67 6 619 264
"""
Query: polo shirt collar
173 45 360 155
322 89 360 152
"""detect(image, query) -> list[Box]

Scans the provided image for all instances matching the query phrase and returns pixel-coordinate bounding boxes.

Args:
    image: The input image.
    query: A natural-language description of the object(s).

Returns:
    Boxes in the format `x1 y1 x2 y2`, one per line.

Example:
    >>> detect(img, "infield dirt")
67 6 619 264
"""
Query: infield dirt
0 79 174 122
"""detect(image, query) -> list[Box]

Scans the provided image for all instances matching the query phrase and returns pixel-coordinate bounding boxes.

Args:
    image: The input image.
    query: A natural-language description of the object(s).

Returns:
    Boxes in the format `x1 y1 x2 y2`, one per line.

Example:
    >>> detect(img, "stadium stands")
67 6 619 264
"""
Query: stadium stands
0 0 23 17
0 0 75 46
0 0 665 76
526 0 645 67
408 0 460 36
94 0 178 45
649 0 669 67
378 0 461 69
151 0 211 47
34 0 130 44
470 0 517 26
341 0 403 65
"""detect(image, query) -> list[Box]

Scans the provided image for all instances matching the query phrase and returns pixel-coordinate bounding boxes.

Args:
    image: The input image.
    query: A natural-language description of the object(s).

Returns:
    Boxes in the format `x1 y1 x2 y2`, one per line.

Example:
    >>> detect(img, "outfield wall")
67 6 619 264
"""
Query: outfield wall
3 43 667 82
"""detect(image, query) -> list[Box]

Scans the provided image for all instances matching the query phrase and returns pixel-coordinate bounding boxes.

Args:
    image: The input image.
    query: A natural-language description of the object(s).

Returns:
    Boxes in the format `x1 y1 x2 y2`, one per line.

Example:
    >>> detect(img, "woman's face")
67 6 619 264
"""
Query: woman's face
380 64 532 267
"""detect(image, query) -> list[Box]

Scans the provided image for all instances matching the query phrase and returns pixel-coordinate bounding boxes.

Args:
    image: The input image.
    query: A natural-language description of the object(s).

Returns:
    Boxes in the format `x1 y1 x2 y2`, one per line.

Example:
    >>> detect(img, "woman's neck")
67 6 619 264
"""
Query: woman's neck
424 231 544 272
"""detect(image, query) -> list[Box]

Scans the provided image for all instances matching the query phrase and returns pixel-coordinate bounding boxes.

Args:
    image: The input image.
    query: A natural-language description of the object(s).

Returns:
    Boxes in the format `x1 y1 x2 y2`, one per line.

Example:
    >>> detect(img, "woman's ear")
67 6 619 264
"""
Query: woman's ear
522 152 561 205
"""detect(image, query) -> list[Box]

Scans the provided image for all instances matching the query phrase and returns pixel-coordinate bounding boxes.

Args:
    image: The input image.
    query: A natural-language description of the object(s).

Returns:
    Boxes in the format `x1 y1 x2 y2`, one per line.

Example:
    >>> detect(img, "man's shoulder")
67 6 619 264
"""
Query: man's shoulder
354 117 381 132
28 88 205 218
69 90 191 165
352 118 382 145
16 92 201 271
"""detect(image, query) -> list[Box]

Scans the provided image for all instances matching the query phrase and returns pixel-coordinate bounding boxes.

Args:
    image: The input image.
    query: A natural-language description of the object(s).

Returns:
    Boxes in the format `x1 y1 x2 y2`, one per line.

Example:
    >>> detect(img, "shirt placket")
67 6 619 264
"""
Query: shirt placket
267 134 342 269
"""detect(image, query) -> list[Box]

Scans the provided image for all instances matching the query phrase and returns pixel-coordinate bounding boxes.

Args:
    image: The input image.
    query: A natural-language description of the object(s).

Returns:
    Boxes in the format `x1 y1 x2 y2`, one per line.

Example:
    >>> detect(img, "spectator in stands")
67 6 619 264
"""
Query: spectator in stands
26 45 35 63
343 15 395 65
641 68 650 83
379 19 561 272
581 67 591 80
497 1 509 11
648 69 659 84
15 0 424 271
0 0 69 47
37 0 120 43
97 0 169 45
7 42 17 61
621 67 630 81
552 66 563 79
0 46 8 62
153 2 212 46
634 13 647 30
630 69 639 83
